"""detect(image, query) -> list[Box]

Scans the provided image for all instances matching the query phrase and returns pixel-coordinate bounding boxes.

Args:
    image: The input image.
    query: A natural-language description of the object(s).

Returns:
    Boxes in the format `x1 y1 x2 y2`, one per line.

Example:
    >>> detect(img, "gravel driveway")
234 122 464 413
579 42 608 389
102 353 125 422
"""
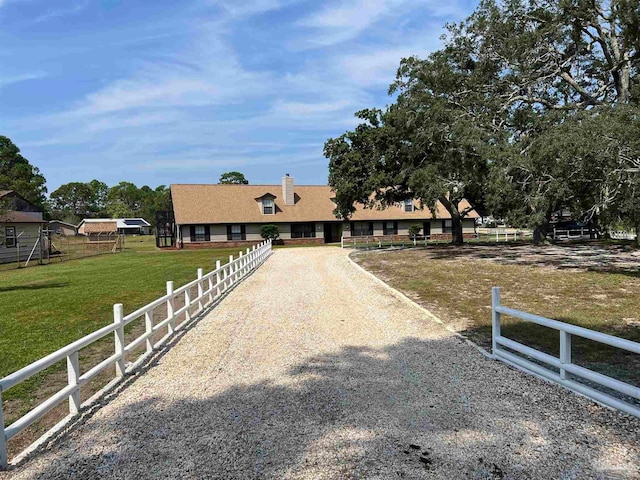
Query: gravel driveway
3 247 639 479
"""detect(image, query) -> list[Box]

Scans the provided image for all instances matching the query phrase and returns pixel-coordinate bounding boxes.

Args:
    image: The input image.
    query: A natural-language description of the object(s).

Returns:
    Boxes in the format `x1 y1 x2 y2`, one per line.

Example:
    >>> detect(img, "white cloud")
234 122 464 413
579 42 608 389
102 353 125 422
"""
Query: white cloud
338 35 444 88
296 0 391 48
205 0 298 16
0 71 47 88
33 0 87 23
296 0 468 49
72 29 273 115
272 99 354 117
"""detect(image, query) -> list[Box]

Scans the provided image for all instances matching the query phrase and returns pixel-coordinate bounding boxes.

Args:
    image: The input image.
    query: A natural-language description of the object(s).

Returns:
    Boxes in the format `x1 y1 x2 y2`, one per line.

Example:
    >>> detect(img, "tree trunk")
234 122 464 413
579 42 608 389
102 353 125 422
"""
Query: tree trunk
451 215 464 245
438 196 465 245
635 222 640 249
533 223 549 245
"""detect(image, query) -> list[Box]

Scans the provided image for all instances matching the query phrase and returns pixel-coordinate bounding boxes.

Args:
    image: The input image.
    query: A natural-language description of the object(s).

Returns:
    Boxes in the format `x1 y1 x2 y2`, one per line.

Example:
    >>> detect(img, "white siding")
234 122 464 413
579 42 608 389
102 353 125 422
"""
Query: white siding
0 223 43 264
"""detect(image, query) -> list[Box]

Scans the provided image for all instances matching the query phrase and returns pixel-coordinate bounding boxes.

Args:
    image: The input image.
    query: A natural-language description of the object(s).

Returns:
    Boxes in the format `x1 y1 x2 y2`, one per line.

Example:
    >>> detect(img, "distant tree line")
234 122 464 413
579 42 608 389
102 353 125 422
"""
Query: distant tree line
1 135 254 229
0 135 171 227
325 0 640 245
48 180 171 226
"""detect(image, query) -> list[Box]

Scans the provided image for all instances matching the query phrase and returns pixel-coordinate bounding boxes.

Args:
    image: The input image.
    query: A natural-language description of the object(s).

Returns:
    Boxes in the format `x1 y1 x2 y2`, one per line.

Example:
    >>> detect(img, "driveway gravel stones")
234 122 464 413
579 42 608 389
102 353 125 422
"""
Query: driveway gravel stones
2 247 639 479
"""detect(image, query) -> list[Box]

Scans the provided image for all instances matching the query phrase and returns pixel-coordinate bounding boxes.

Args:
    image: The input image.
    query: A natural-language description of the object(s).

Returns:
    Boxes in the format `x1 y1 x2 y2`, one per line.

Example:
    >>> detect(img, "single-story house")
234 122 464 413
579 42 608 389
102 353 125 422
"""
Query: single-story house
48 220 79 236
169 175 479 248
77 219 118 242
78 218 151 236
0 190 47 264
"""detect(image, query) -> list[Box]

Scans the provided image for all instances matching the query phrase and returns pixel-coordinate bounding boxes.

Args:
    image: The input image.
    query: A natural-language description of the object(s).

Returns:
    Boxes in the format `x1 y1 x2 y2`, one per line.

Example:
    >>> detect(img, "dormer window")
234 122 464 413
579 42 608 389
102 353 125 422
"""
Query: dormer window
404 199 414 212
262 198 274 215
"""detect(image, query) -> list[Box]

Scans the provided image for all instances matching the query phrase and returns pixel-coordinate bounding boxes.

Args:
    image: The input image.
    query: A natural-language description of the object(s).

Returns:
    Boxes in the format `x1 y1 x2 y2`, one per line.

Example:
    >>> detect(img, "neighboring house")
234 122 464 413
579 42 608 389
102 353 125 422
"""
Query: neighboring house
77 220 117 242
0 190 47 264
169 175 479 248
48 220 78 236
78 218 151 236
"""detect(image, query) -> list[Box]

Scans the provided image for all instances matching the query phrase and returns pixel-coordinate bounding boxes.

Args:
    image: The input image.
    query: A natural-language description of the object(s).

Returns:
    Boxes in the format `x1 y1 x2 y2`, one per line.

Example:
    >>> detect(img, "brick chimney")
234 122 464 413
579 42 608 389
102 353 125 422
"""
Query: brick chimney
282 174 295 206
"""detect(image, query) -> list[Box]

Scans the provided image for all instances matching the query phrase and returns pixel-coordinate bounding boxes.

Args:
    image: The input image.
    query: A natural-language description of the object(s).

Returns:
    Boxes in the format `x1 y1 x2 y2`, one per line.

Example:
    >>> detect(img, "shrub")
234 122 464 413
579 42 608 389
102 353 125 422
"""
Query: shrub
408 224 421 239
260 224 280 241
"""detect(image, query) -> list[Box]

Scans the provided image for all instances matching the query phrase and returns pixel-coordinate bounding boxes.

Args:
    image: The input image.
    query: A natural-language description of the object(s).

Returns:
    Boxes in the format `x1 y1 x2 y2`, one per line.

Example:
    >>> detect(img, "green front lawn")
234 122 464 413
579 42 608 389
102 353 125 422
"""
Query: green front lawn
0 237 241 406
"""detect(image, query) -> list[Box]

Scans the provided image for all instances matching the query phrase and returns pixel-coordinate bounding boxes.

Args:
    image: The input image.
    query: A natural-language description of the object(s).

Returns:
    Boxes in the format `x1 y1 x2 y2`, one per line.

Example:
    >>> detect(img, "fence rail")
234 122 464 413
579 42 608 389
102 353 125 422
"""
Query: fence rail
0 239 273 468
610 230 637 240
491 287 640 419
549 227 595 240
341 230 529 249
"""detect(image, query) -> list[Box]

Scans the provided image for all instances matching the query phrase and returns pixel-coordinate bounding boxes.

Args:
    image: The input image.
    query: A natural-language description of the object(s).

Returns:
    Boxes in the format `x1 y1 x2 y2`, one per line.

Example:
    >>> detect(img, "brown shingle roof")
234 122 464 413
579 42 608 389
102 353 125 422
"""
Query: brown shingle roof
83 221 117 233
171 184 479 225
0 210 47 224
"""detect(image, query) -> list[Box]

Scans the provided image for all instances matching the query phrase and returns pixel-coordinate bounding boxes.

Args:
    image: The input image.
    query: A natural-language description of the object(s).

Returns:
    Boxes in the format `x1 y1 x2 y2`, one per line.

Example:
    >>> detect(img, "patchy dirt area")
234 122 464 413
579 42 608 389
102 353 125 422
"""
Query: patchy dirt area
420 242 640 274
353 242 640 387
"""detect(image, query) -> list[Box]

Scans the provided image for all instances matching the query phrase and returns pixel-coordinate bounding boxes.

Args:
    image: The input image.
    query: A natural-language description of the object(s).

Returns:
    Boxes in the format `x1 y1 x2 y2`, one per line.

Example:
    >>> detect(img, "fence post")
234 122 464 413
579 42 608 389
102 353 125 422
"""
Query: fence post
113 304 125 378
491 287 501 356
166 281 175 334
215 260 222 296
207 271 214 304
145 310 154 354
184 288 191 322
239 251 244 277
560 331 572 380
197 268 204 311
0 389 6 469
67 351 81 414
229 255 234 285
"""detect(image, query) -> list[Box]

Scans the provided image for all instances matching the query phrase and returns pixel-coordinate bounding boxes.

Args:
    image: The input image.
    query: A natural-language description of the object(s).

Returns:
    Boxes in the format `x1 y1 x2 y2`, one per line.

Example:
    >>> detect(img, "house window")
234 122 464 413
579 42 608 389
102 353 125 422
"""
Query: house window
189 225 210 242
404 199 414 212
351 222 373 236
383 221 398 235
291 223 316 238
228 224 246 240
262 198 274 215
194 225 206 242
5 227 16 248
443 219 452 234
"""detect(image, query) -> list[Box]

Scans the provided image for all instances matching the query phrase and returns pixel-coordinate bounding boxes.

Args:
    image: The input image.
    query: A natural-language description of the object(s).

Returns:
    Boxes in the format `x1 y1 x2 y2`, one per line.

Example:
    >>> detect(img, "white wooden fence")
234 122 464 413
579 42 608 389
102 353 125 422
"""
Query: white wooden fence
0 239 273 468
491 287 640 419
549 227 594 240
610 230 637 240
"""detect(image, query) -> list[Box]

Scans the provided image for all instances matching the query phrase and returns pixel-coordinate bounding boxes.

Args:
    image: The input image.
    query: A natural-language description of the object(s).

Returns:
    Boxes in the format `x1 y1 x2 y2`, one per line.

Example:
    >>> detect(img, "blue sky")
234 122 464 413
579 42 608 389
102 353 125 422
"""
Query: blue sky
0 0 477 192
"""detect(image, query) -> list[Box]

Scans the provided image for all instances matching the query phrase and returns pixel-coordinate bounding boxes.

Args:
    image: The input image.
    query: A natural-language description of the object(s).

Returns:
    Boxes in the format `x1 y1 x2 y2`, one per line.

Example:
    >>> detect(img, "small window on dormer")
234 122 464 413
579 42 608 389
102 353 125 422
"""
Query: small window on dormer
404 199 414 212
262 198 274 214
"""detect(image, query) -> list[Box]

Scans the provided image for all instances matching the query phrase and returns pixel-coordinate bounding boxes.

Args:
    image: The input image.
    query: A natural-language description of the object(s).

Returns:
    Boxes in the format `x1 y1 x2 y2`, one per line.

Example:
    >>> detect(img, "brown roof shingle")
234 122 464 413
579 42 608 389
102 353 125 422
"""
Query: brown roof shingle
171 184 479 225
0 211 47 224
83 221 117 233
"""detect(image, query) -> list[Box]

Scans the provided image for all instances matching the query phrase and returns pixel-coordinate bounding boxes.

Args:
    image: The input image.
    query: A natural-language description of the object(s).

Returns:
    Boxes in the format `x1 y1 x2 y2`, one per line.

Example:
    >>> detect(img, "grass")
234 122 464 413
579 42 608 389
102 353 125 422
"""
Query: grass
353 245 640 387
0 235 245 448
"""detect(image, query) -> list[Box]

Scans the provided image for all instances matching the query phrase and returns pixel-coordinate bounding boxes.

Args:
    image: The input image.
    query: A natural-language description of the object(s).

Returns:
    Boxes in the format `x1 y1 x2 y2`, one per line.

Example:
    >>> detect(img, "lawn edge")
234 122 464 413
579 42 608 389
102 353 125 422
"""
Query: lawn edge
346 251 494 360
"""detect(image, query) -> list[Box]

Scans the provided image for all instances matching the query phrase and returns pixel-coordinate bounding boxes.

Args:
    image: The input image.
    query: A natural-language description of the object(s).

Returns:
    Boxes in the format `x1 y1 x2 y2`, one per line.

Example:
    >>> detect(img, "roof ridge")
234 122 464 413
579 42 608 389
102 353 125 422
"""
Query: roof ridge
171 184 331 187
